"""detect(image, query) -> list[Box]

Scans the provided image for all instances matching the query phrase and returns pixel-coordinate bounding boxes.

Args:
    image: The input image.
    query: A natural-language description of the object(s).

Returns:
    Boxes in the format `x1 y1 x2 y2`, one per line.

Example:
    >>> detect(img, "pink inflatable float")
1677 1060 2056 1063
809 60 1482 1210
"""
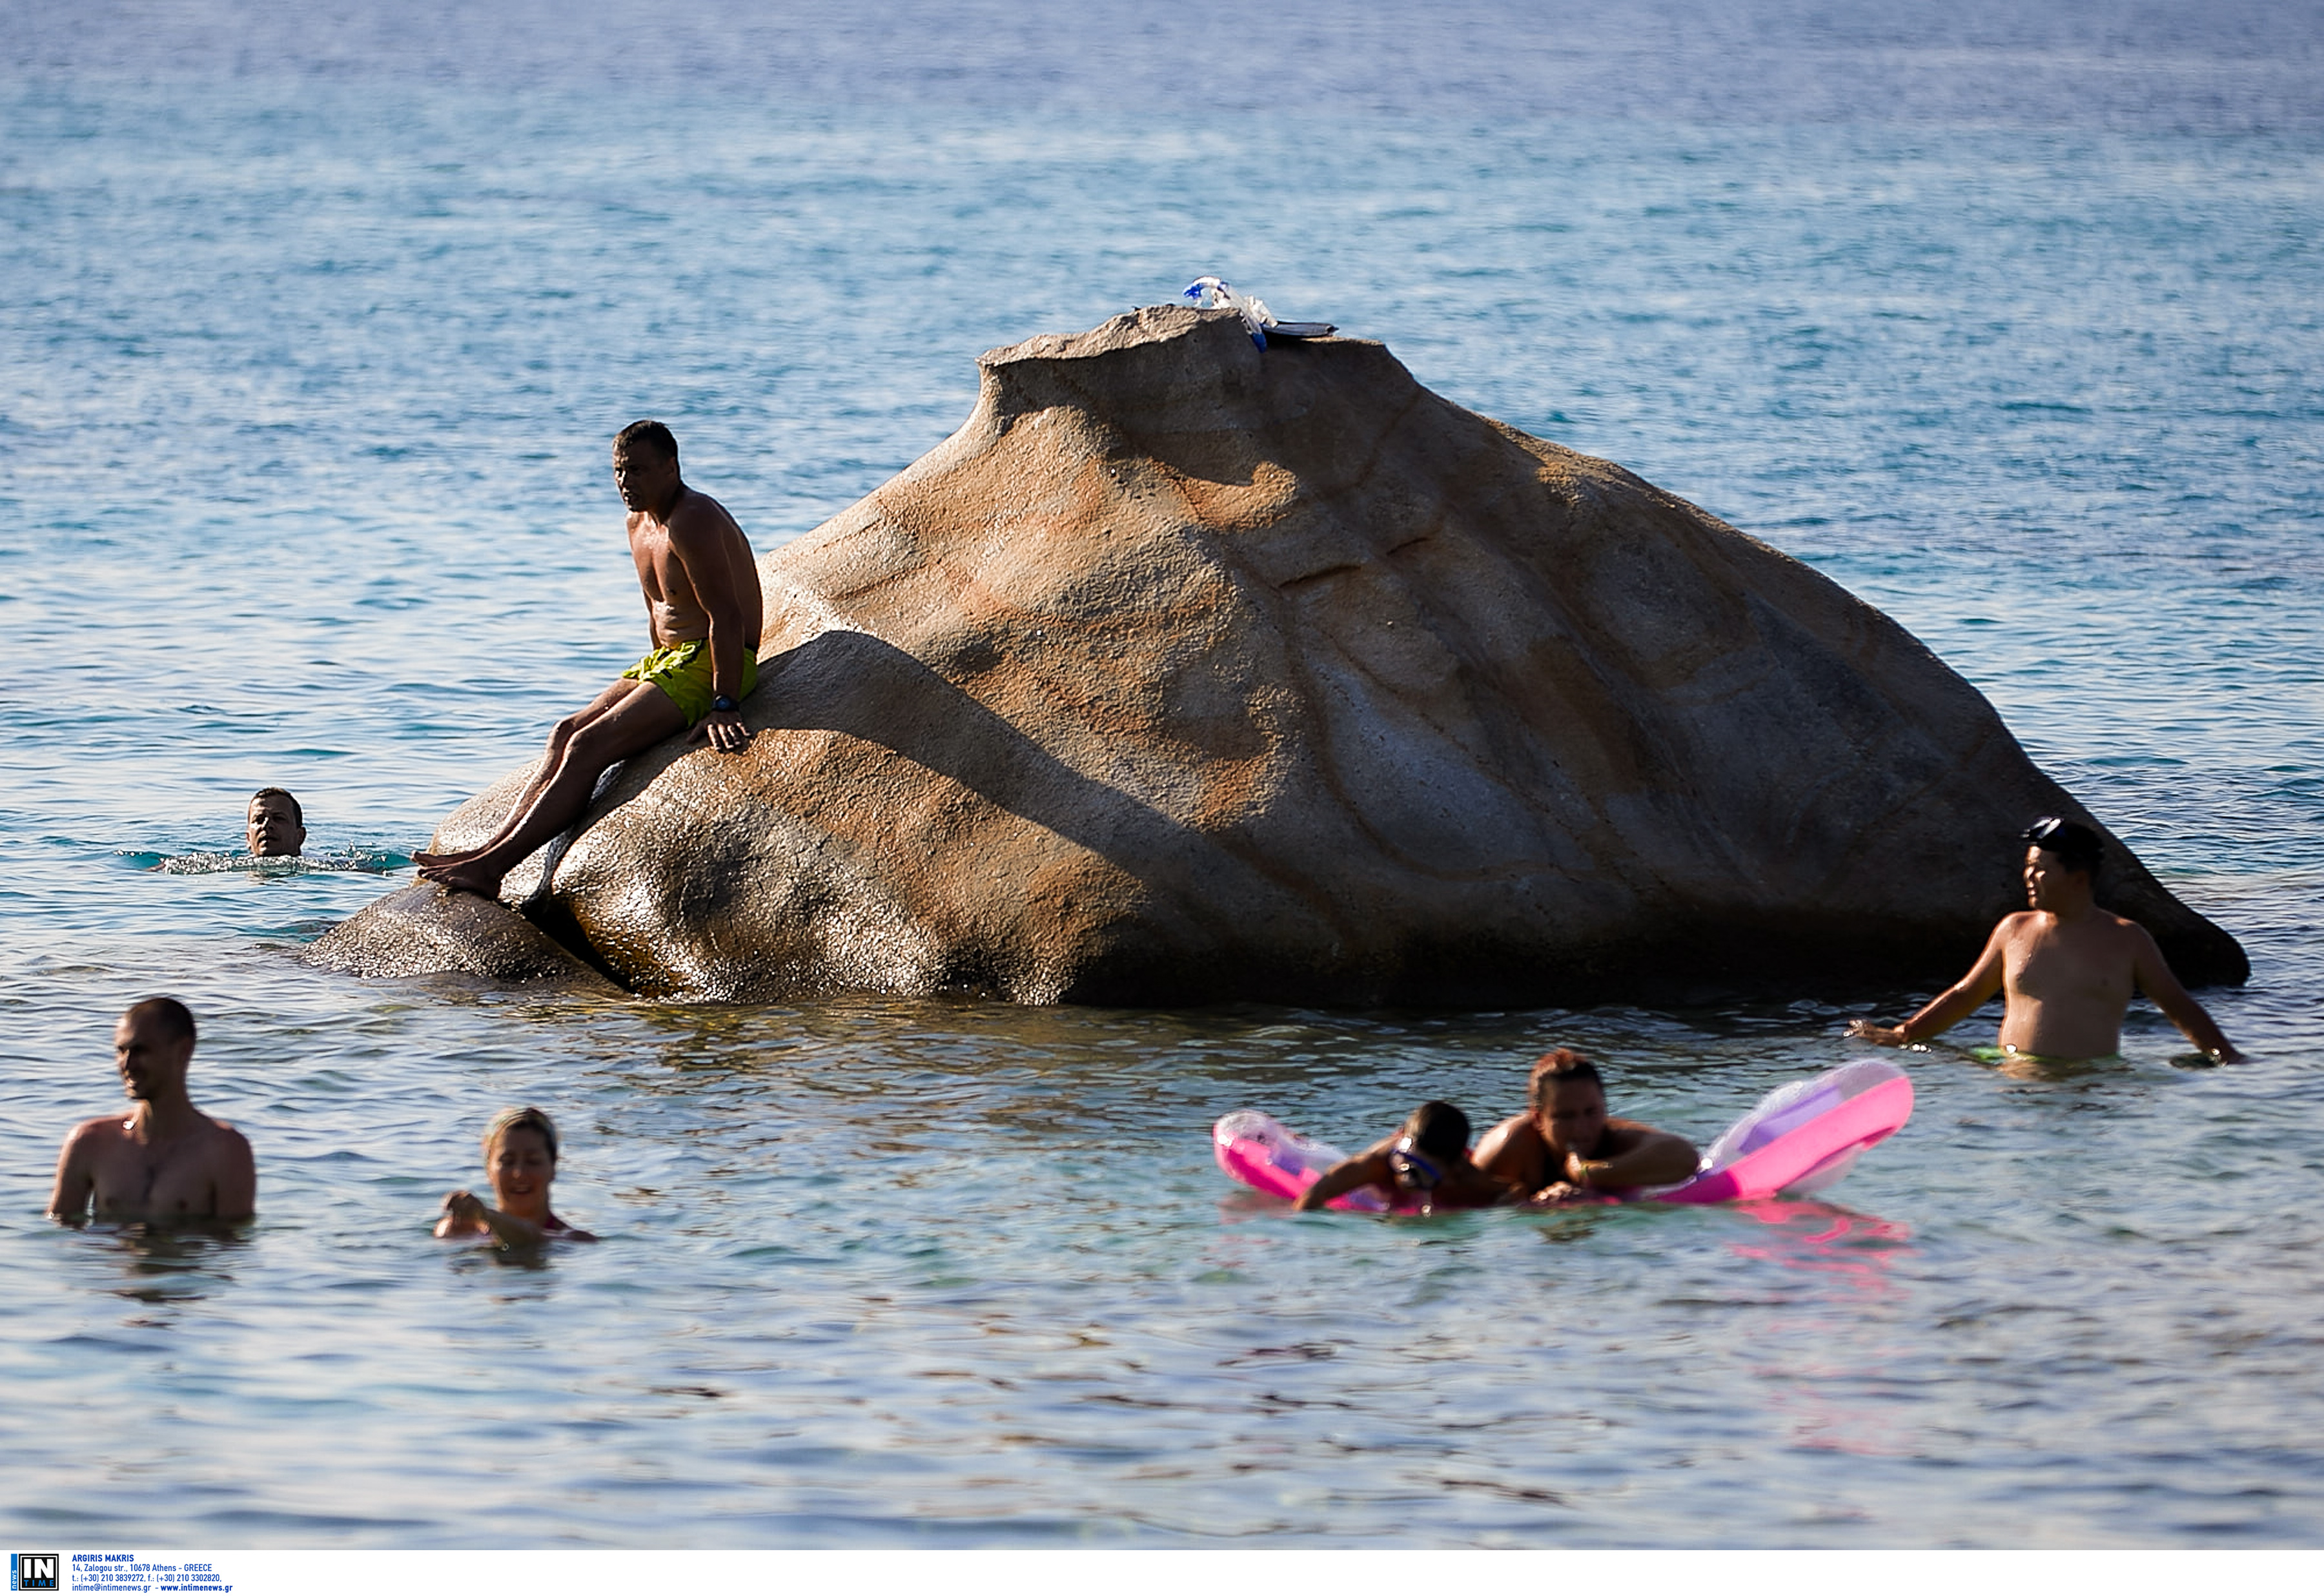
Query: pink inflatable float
1213 1059 1912 1209
1212 1110 1396 1211
1653 1059 1913 1203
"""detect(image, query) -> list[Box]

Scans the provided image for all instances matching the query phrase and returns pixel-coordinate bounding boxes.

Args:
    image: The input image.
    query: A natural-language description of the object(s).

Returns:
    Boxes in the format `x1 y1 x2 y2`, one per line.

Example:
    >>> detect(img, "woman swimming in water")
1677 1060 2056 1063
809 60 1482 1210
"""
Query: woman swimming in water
436 1105 596 1245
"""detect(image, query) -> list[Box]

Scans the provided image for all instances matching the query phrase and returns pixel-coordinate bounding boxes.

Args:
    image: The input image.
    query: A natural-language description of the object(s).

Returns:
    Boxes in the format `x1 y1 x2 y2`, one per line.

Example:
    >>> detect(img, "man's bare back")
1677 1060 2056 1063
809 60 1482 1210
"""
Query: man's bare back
50 999 256 1224
1851 821 2242 1063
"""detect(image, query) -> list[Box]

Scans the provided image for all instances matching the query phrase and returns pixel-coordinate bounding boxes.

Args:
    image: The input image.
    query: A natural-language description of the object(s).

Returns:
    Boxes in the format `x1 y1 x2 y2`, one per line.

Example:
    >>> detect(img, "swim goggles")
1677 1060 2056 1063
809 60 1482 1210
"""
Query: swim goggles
2021 816 2070 846
1387 1136 1444 1191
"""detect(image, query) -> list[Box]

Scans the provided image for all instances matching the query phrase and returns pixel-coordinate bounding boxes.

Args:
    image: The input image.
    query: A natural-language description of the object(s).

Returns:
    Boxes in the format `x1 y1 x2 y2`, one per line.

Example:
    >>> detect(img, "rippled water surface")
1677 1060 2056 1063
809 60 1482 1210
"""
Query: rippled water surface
3 0 2321 1548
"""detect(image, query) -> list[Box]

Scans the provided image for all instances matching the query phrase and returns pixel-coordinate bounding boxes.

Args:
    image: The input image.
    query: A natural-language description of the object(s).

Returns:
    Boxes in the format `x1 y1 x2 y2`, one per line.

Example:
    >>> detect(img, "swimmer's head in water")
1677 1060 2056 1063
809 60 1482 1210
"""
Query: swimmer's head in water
1398 1100 1470 1162
1387 1135 1442 1190
2022 815 2102 876
116 997 196 1101
484 1105 558 1165
1527 1049 1601 1109
484 1107 560 1220
246 788 306 857
1391 1101 1469 1191
1529 1050 1609 1158
125 996 196 1048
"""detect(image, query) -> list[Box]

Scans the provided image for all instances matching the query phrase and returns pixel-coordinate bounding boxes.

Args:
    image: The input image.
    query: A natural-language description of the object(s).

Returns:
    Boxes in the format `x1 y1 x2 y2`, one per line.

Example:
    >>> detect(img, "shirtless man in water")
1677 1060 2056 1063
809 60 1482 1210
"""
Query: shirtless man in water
1474 1050 1700 1202
1849 817 2244 1063
245 788 306 857
48 998 256 1223
417 420 764 898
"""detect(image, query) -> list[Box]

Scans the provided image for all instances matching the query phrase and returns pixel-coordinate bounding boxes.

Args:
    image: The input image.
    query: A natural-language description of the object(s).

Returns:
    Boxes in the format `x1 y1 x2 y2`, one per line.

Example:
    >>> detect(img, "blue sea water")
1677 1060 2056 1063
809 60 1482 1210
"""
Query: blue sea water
3 0 2322 1548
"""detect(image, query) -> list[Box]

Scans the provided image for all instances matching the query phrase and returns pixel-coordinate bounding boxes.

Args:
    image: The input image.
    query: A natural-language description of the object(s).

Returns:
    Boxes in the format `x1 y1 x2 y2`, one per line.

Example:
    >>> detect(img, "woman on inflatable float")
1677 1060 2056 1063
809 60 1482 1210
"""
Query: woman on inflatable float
1473 1050 1702 1202
1220 1048 1913 1211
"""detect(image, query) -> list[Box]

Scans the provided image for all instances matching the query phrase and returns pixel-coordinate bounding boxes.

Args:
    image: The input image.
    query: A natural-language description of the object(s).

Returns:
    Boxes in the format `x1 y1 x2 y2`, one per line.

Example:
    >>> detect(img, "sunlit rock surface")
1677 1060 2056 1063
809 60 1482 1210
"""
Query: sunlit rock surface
343 305 2246 1003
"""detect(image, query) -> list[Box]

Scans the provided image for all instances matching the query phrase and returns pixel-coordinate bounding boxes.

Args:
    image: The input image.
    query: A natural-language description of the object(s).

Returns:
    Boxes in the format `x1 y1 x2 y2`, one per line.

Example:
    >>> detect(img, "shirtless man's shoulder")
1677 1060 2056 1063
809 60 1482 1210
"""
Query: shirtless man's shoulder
1474 1111 1544 1181
2000 905 2156 975
629 487 760 635
631 484 744 551
56 1110 255 1222
2001 905 2143 942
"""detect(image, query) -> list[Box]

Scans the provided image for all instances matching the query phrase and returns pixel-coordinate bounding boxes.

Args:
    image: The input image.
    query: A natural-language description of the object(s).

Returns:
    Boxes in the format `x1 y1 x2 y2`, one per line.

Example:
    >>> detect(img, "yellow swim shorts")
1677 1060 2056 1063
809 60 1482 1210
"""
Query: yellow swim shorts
621 639 758 727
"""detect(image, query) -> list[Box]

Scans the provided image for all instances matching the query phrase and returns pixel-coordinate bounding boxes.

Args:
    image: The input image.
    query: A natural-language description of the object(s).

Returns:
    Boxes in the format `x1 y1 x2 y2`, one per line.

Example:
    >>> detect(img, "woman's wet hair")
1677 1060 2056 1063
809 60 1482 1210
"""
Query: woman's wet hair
1400 1100 1471 1161
484 1105 559 1165
1529 1048 1602 1109
2023 815 2103 875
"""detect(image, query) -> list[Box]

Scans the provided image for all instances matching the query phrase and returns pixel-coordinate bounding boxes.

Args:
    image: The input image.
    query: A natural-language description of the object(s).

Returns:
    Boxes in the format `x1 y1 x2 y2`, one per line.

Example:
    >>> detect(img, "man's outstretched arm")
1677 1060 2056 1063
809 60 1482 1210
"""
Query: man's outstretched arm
2132 929 2246 1062
1850 923 2009 1047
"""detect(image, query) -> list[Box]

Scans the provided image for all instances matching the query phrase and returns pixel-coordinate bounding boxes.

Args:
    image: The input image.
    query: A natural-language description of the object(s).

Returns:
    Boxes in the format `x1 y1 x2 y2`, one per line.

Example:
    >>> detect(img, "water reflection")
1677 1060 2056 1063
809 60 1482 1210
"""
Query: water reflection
74 1220 254 1307
443 1244 562 1276
1724 1197 1913 1287
1720 1200 1921 1460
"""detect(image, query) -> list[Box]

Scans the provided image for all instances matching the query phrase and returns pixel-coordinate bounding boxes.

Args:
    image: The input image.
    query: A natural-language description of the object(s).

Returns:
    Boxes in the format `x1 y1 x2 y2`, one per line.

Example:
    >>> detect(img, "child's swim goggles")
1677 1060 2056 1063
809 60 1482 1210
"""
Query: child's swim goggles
1388 1136 1444 1191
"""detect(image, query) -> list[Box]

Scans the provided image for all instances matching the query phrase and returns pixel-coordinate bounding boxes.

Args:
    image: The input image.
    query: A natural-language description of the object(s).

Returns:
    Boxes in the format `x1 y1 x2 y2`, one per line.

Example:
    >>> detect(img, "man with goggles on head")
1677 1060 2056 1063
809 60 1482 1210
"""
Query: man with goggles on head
1850 816 2243 1064
1294 1100 1515 1212
1474 1050 1700 1204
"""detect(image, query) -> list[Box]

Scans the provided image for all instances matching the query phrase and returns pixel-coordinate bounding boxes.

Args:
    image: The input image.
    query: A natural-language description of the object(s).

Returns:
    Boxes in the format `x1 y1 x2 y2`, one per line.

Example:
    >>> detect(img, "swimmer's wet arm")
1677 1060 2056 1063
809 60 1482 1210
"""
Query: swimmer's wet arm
1850 923 2010 1045
2132 930 2246 1063
434 1189 542 1244
478 1207 548 1246
434 1189 485 1238
1296 1151 1388 1211
1574 1127 1700 1189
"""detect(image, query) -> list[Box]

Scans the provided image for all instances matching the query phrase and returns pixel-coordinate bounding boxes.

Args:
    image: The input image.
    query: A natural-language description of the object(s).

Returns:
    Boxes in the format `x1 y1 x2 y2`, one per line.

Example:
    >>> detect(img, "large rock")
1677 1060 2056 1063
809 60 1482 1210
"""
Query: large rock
352 305 2246 1004
305 882 620 993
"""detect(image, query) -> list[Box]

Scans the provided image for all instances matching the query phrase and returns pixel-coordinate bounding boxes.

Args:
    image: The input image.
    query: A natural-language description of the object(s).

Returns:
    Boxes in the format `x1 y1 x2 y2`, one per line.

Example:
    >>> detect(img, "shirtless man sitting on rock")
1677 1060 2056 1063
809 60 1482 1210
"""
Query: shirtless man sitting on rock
48 998 256 1223
1474 1050 1702 1202
1850 817 2244 1063
418 421 764 899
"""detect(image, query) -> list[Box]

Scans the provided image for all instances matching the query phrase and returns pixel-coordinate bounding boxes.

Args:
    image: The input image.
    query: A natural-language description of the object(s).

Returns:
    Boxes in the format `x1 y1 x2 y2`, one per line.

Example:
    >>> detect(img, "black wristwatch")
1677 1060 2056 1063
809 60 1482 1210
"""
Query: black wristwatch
711 694 738 714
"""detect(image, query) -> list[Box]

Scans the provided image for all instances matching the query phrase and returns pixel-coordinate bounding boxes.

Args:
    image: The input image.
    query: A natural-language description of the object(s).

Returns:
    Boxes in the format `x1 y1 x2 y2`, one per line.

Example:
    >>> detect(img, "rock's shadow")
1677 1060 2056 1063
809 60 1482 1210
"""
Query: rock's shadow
753 628 1225 875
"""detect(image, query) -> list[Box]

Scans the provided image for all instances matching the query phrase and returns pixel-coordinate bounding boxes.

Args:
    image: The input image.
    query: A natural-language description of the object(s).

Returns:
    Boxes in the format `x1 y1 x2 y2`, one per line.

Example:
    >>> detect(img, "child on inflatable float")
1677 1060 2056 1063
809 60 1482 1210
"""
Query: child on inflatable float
1294 1100 1513 1214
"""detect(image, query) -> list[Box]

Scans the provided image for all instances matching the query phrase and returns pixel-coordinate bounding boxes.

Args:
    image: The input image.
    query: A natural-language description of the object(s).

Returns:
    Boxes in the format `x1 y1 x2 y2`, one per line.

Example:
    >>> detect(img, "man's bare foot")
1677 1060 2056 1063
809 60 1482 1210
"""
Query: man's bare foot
412 848 482 869
419 861 507 897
